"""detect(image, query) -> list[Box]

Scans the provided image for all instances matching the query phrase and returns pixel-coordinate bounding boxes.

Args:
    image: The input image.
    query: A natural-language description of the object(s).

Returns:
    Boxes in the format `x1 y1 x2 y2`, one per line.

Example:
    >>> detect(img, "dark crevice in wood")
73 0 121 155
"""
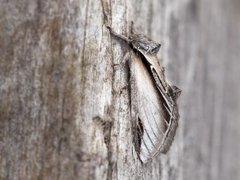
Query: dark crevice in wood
148 1 153 36
79 0 90 119
100 0 111 26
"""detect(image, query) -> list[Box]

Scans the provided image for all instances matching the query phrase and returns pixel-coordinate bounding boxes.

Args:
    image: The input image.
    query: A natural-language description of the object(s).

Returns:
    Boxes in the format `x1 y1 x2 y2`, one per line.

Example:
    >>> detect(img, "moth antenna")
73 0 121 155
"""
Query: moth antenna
106 25 130 43
130 21 135 34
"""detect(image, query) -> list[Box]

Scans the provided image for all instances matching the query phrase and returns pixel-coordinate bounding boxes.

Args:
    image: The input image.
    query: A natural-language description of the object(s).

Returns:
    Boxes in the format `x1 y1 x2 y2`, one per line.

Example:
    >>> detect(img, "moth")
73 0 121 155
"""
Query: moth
107 25 181 163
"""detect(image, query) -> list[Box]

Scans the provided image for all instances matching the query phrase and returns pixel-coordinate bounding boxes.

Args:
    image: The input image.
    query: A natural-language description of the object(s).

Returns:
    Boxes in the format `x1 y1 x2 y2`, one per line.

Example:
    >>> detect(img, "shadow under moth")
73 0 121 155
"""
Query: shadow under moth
107 25 181 163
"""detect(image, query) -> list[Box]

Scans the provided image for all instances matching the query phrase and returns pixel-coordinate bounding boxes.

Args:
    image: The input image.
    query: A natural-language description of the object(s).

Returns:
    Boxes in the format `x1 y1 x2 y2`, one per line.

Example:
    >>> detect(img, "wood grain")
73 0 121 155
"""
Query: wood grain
0 0 239 179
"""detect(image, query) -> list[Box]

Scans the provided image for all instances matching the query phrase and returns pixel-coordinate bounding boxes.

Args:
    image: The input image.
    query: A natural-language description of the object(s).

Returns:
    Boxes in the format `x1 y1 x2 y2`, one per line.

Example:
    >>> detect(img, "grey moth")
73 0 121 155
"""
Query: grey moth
107 25 181 163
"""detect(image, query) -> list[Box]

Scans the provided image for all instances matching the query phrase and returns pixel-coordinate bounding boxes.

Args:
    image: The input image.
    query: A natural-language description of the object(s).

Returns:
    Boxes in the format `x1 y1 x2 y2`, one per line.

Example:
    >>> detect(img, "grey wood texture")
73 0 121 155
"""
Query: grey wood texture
0 0 239 180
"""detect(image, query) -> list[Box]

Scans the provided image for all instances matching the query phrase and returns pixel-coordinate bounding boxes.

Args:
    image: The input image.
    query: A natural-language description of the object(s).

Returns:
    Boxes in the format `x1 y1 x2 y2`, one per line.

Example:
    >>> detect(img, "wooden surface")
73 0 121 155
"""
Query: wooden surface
0 0 240 179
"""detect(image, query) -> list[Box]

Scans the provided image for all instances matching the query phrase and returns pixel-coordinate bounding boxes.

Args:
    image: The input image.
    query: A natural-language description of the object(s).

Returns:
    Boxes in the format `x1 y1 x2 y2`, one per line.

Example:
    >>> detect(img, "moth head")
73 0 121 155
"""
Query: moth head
129 33 161 55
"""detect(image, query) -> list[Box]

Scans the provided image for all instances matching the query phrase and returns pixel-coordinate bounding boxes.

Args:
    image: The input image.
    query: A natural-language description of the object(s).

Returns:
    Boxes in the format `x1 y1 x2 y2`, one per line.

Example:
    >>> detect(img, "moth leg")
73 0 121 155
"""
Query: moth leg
122 52 131 64
112 52 130 68
119 52 131 94
161 67 165 75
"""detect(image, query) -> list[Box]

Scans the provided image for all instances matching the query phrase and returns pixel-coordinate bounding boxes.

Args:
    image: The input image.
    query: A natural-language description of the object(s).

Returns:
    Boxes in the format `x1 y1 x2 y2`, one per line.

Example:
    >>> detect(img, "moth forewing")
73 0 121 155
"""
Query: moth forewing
130 52 170 163
144 54 170 93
